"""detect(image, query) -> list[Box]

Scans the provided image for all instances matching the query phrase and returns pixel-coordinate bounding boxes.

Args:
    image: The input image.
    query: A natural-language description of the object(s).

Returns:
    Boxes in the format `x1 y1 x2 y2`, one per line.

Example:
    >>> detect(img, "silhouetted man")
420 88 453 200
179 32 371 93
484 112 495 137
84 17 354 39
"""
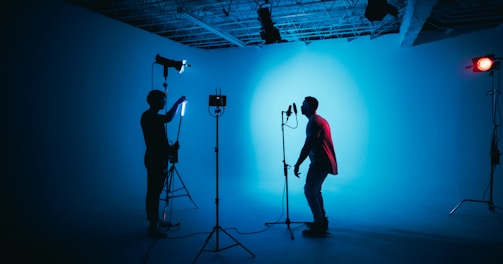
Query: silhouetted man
294 96 337 237
141 89 186 238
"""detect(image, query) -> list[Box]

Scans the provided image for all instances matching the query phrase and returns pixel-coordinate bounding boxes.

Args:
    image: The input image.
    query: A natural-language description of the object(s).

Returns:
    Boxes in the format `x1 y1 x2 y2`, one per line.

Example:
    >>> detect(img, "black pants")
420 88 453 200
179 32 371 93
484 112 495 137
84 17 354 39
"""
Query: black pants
304 165 328 224
145 155 167 223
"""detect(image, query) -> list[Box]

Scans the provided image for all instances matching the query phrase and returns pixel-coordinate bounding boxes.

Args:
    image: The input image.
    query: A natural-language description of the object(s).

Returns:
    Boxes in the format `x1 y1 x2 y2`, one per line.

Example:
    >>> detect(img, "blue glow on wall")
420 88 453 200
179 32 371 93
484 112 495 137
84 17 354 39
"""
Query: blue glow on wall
248 48 368 197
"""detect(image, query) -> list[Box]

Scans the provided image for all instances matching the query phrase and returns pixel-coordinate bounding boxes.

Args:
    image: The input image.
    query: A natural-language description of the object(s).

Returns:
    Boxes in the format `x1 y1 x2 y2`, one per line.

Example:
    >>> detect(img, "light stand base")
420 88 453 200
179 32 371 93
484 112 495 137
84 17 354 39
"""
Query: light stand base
449 199 502 215
161 163 198 227
265 218 309 240
193 225 255 264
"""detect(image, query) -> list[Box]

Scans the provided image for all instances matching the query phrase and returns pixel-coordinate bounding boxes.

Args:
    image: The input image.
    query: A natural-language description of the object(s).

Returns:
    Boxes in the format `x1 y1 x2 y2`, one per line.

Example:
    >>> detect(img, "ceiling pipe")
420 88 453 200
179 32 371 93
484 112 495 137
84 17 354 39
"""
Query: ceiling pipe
180 11 246 48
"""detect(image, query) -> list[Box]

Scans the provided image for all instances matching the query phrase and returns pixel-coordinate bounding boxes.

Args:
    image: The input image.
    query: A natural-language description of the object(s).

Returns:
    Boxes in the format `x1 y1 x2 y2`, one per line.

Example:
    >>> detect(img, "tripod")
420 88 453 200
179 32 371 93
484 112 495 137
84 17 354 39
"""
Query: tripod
161 157 198 227
193 103 255 264
265 106 308 240
161 99 197 227
450 66 502 215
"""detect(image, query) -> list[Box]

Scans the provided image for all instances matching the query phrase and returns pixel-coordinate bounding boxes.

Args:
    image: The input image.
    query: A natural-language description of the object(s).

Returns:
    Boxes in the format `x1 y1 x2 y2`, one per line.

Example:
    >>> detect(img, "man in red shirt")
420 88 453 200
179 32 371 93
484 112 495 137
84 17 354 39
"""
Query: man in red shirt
294 96 338 237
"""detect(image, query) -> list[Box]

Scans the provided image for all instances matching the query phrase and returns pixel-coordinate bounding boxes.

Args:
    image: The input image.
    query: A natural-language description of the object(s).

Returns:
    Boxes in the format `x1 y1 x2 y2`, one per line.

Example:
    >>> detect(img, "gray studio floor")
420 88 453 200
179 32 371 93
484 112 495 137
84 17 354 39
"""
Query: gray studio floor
22 192 502 264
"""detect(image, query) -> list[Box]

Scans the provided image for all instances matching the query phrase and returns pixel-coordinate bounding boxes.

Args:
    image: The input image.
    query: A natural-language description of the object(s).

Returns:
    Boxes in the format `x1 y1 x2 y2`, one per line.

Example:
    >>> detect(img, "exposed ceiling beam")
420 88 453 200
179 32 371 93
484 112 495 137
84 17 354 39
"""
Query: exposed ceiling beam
180 11 247 48
65 0 503 50
399 0 438 47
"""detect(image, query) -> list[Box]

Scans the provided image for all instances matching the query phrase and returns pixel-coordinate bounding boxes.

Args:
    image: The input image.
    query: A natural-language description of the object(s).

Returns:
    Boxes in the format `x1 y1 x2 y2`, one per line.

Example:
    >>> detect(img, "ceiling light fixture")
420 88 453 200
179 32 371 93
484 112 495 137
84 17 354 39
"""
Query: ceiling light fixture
257 3 283 44
364 0 399 22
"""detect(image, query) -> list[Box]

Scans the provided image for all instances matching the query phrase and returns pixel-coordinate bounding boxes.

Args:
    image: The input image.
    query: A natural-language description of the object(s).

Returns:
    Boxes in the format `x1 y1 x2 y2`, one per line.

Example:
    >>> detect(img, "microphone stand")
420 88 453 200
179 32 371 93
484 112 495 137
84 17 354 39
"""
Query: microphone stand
265 106 308 240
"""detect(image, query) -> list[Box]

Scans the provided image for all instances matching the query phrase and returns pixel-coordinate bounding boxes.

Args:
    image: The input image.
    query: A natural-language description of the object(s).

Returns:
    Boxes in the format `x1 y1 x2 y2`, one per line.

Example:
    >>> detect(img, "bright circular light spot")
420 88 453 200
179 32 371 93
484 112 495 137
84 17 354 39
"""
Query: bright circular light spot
248 50 368 195
476 57 493 72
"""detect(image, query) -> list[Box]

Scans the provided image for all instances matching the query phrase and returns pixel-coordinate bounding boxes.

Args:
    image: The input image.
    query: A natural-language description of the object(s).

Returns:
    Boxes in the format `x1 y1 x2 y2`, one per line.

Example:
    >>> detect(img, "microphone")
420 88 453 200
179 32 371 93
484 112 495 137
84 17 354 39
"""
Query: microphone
293 103 297 115
286 105 292 120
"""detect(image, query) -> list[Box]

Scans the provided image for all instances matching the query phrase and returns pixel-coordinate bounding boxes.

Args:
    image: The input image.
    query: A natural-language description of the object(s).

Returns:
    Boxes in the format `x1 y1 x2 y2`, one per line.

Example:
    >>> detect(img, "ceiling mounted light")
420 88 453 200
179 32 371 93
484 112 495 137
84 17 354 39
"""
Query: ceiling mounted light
257 4 283 44
364 0 399 22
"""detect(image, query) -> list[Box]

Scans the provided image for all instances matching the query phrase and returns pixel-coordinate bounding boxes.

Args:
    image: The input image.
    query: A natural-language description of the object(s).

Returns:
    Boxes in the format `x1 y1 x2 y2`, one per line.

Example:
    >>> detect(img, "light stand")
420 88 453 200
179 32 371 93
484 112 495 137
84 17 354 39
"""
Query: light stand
193 95 255 263
265 105 308 240
162 102 198 228
152 54 195 227
450 61 502 215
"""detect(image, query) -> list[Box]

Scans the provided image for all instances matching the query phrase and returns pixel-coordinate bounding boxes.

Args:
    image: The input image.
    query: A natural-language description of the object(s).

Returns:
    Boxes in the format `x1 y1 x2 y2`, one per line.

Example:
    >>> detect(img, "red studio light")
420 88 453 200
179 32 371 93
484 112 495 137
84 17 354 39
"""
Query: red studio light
472 54 496 72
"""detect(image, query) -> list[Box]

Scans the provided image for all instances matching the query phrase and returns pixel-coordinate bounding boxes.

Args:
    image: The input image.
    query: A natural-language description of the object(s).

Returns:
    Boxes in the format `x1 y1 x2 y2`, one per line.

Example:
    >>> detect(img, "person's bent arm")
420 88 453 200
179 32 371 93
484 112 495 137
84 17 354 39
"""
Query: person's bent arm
294 135 314 177
165 96 186 122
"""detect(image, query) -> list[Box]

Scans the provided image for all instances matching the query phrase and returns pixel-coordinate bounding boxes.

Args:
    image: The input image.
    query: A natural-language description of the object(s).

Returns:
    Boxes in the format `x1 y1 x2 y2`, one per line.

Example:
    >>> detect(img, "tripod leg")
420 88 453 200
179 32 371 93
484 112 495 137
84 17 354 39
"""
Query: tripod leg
162 169 176 226
449 199 467 215
193 228 216 264
174 166 198 208
286 219 294 239
450 199 494 215
220 227 256 258
166 169 173 205
193 226 255 264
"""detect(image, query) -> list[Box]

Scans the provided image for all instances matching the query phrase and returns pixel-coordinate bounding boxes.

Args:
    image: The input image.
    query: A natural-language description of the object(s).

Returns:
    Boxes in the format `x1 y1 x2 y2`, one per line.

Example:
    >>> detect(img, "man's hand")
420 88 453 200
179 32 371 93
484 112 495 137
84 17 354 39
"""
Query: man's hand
177 96 187 105
294 164 300 178
172 141 180 150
